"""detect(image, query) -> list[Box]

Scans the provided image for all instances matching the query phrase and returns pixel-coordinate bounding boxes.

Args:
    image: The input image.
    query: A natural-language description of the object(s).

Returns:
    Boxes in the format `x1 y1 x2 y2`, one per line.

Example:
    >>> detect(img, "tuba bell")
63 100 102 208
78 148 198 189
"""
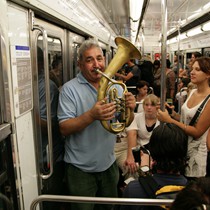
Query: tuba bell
96 36 141 134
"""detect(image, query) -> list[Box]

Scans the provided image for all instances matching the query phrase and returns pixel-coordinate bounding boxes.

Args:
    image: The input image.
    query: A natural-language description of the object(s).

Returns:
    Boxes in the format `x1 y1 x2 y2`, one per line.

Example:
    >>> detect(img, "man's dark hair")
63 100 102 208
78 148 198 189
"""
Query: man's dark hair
181 77 191 87
52 55 62 69
136 80 149 90
37 47 44 73
149 123 188 174
153 60 160 68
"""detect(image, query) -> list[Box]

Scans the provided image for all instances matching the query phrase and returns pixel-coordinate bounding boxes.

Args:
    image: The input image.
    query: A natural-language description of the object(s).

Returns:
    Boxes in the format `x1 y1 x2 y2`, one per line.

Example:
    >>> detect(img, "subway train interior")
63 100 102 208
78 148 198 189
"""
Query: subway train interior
1 0 210 209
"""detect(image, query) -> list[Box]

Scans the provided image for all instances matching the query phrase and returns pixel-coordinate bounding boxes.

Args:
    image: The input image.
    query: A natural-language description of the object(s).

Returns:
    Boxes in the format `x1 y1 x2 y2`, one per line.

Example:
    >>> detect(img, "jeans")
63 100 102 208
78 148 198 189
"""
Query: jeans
65 161 119 210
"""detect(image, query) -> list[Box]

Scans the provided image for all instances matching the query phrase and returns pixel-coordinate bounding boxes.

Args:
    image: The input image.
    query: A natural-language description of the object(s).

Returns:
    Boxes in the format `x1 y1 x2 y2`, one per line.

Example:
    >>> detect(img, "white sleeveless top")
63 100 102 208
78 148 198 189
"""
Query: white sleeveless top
126 112 160 146
181 89 209 177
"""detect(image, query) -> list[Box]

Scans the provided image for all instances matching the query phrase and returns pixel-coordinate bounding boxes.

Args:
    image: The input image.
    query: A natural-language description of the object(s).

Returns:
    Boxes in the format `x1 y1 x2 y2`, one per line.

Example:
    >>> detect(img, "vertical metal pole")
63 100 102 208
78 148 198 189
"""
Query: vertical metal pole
177 22 181 113
141 27 144 56
160 0 167 111
177 20 181 79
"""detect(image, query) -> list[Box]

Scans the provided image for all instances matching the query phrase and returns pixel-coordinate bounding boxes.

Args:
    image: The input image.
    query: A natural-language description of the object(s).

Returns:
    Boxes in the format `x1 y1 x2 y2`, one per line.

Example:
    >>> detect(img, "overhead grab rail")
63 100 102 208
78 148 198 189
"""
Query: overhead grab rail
30 194 173 210
31 11 53 180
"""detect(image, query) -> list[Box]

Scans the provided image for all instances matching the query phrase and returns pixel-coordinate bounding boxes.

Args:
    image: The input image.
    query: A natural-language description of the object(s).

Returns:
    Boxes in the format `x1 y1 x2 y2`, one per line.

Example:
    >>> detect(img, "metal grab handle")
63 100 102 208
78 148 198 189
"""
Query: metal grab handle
30 194 173 210
32 20 54 180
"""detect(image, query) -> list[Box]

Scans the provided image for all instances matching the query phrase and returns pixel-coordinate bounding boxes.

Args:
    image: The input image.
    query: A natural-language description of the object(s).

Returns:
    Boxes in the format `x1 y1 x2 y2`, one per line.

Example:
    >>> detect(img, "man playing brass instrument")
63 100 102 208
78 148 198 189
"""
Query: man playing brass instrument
58 39 136 210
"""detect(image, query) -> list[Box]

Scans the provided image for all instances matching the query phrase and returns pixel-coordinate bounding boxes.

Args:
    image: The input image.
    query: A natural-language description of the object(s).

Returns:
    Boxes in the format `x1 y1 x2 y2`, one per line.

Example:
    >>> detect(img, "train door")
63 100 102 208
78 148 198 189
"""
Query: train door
5 3 41 210
68 32 85 79
30 13 68 209
0 21 18 210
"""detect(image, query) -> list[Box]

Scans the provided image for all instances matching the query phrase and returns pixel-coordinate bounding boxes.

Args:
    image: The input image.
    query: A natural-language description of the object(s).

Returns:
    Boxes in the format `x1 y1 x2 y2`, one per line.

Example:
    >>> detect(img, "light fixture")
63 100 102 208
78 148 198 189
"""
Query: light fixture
179 33 188 40
187 26 202 37
203 2 210 10
129 0 144 43
202 21 210 31
168 37 177 44
129 0 143 21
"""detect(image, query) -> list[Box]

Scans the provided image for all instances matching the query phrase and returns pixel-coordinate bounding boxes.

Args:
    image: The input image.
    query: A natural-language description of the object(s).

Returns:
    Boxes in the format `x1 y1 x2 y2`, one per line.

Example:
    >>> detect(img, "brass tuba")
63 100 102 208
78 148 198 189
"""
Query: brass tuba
96 36 141 134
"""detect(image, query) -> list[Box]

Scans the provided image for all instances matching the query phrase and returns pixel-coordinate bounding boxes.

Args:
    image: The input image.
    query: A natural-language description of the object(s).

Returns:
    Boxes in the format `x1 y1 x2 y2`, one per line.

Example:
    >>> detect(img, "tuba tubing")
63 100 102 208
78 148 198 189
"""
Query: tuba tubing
97 36 141 133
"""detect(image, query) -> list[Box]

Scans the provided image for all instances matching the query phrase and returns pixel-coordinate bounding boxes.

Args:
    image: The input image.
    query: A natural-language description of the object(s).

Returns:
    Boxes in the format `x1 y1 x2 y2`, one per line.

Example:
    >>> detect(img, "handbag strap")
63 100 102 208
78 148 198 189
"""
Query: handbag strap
189 94 210 126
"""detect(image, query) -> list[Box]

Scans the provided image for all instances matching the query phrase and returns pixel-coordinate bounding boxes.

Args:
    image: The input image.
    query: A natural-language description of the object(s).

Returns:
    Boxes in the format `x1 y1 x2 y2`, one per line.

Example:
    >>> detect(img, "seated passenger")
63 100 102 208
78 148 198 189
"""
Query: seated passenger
114 94 160 180
120 123 188 210
171 177 210 210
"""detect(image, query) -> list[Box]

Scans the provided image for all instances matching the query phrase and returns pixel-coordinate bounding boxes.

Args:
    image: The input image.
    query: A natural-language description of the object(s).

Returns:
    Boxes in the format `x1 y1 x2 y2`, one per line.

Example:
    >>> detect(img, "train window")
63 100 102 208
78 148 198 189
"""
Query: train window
203 48 210 57
72 43 80 78
36 35 63 174
37 36 63 88
68 32 85 79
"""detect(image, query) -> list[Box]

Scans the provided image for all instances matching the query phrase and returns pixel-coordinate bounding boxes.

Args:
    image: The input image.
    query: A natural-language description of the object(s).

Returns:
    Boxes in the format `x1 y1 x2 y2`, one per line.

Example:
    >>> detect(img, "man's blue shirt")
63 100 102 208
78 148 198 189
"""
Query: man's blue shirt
58 72 118 172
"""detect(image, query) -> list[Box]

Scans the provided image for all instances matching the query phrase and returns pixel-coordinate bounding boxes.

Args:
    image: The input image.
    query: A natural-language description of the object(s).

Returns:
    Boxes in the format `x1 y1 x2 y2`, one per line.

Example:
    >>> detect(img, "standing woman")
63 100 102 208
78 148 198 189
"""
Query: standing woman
157 57 210 179
153 59 161 97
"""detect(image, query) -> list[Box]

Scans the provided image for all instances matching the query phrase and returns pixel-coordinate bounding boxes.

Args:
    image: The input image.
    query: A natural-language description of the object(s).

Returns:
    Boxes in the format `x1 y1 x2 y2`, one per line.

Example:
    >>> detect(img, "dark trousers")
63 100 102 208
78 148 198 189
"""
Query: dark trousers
42 161 67 210
65 162 119 210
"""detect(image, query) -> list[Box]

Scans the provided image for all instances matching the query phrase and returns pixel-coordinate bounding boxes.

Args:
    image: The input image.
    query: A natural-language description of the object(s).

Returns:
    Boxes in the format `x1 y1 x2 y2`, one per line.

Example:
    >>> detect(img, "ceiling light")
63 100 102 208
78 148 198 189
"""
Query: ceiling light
187 13 198 21
129 0 143 21
203 2 210 10
187 26 202 37
168 37 177 44
202 21 210 31
179 33 188 40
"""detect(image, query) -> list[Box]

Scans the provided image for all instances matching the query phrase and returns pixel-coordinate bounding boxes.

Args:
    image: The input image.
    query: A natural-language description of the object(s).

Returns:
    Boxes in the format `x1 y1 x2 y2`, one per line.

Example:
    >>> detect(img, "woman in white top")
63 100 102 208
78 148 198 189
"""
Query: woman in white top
124 94 160 173
158 57 210 178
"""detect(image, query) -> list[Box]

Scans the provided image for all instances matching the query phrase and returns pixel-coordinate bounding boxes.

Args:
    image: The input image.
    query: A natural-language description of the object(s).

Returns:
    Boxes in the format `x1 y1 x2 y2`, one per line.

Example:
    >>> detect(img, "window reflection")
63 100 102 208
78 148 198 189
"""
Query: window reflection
36 36 65 209
72 43 80 78
37 36 64 173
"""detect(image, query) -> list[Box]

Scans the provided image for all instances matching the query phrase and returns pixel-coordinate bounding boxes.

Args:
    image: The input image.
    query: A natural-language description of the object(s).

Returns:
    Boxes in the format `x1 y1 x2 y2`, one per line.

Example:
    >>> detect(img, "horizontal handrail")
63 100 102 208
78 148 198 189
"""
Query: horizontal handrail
30 194 173 210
